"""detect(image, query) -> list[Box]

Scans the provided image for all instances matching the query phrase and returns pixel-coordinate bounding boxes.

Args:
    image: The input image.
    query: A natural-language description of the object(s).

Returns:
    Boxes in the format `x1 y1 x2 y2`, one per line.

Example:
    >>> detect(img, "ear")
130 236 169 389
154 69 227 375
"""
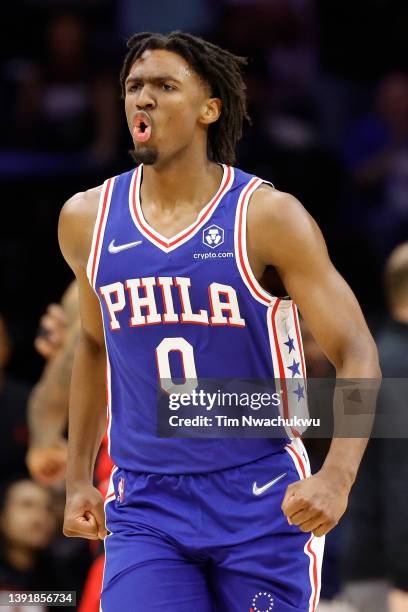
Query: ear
199 97 222 126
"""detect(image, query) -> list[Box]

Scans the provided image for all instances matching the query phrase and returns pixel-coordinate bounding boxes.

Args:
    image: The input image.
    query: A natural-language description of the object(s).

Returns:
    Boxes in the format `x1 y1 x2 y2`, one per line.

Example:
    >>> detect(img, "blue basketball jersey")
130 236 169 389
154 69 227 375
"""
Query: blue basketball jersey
86 164 308 474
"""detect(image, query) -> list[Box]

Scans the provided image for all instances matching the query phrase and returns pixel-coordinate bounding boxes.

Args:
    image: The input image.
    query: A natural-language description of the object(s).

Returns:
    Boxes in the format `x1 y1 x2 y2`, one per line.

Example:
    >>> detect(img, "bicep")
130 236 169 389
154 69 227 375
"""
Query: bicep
280 254 370 366
58 196 104 349
251 190 372 366
75 266 105 347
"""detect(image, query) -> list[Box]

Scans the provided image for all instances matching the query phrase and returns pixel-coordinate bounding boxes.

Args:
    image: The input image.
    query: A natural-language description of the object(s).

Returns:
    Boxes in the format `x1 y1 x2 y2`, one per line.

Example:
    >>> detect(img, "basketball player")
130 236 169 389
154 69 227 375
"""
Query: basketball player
60 33 380 611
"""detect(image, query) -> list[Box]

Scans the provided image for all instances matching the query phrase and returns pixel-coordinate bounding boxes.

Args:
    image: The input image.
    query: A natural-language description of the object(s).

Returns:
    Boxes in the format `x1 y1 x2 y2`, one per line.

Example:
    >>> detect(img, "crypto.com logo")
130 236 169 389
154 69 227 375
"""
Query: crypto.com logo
250 591 274 612
202 224 224 249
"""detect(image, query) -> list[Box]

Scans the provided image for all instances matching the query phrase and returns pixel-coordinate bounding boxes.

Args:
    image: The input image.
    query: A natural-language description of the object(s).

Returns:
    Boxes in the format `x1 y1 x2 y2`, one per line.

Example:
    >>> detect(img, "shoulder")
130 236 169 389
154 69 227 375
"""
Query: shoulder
246 183 328 267
248 184 318 239
58 185 103 269
60 184 103 220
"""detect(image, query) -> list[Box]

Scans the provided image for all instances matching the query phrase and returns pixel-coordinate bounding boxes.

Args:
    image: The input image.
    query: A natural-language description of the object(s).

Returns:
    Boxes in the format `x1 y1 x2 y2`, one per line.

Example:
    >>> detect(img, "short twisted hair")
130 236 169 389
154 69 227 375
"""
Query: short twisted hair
120 31 249 165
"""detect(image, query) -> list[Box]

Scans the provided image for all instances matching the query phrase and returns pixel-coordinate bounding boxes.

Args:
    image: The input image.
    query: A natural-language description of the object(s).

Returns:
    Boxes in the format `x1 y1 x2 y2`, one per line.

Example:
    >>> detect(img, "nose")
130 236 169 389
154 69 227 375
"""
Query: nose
136 85 155 110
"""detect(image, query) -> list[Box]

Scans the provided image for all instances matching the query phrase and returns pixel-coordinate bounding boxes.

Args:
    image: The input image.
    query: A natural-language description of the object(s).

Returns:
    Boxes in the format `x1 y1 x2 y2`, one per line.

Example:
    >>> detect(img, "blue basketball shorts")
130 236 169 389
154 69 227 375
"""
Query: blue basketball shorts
101 439 324 612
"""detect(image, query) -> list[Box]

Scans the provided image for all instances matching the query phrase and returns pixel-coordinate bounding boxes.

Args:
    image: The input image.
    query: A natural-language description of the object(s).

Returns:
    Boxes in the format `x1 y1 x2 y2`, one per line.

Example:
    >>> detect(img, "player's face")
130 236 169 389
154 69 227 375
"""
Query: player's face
124 49 221 165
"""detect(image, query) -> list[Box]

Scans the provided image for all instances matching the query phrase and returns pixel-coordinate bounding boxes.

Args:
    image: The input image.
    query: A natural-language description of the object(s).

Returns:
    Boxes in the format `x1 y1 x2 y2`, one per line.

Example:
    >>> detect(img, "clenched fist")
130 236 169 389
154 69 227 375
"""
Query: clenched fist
64 484 107 540
281 469 350 537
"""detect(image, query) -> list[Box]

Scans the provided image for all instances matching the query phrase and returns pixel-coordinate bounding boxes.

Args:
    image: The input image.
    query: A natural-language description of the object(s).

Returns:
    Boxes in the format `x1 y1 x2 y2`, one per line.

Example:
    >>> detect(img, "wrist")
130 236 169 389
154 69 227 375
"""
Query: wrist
66 465 94 492
66 478 94 496
319 462 355 492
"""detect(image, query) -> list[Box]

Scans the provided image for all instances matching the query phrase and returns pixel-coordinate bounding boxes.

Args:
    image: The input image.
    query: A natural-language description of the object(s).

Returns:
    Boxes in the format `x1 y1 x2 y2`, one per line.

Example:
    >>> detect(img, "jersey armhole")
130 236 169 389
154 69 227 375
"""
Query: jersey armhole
85 177 115 290
234 177 292 308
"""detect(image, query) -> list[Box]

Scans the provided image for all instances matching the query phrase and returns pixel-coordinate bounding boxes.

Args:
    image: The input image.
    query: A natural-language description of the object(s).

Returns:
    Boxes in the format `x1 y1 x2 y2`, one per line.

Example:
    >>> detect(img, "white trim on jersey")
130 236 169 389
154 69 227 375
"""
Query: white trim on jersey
98 304 114 458
234 177 309 436
104 465 118 507
128 164 234 253
285 439 324 612
234 176 275 305
100 465 118 612
266 300 309 437
267 300 295 438
292 302 307 380
285 438 310 478
86 177 115 289
105 346 113 457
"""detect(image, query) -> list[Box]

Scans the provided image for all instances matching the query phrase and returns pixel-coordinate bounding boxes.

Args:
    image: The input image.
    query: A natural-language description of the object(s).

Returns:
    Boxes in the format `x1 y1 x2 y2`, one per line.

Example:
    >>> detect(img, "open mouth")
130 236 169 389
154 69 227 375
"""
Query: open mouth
133 112 152 143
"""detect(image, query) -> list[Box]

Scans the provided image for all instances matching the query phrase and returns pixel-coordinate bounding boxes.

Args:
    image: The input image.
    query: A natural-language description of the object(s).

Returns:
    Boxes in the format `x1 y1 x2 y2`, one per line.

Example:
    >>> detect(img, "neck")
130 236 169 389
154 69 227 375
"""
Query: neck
6 545 35 572
141 148 223 212
391 305 408 324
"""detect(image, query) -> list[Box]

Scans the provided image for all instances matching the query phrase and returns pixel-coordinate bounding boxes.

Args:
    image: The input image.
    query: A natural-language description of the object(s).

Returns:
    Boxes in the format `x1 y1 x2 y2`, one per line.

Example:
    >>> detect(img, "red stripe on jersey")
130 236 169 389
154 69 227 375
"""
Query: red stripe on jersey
90 178 112 287
286 443 307 479
292 304 306 379
132 166 168 247
307 537 319 611
132 165 232 248
270 299 290 420
237 178 271 305
105 364 111 436
286 444 318 609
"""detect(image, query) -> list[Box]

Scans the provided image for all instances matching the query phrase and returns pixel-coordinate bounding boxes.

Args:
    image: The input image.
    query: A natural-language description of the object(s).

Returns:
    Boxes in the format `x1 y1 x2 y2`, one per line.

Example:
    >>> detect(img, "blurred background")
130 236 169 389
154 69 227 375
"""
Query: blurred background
1 1 408 611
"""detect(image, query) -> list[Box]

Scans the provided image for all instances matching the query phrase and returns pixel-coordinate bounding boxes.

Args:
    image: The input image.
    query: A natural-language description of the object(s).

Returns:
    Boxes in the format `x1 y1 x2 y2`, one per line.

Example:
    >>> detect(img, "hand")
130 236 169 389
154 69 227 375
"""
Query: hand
281 468 350 537
64 484 107 540
389 589 408 612
35 304 68 359
26 440 68 485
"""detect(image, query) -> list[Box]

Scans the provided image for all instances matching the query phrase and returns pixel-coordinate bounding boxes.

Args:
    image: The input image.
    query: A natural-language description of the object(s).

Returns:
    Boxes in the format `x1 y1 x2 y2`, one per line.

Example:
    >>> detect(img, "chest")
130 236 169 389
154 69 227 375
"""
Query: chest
140 200 208 239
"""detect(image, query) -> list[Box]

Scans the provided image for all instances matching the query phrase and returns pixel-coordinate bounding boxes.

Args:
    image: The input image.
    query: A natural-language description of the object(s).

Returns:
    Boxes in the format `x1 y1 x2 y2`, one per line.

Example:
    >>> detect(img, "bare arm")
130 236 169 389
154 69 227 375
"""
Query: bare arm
248 187 381 536
29 309 79 447
27 281 80 485
58 186 108 540
27 319 78 484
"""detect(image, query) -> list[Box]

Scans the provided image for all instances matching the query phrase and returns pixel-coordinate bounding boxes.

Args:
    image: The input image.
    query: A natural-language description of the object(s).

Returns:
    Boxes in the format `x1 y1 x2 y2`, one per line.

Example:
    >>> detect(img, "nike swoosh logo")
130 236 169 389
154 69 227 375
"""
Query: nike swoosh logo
252 472 287 496
108 239 142 254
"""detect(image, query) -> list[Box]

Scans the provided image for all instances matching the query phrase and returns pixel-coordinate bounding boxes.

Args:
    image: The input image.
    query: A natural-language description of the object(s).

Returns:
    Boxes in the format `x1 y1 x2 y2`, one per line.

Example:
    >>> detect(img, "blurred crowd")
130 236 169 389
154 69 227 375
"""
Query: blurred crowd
1 0 408 610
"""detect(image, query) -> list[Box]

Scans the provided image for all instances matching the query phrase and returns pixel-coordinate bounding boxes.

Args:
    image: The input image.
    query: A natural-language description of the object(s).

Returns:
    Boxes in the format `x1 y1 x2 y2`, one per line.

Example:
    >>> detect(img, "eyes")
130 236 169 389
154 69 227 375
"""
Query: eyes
127 82 176 94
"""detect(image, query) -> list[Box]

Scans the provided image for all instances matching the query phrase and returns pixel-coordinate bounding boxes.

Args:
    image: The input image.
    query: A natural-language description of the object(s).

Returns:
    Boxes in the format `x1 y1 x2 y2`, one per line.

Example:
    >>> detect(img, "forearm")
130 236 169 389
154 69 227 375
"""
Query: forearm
322 339 381 488
66 332 107 491
28 380 68 447
321 438 368 490
28 323 79 447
